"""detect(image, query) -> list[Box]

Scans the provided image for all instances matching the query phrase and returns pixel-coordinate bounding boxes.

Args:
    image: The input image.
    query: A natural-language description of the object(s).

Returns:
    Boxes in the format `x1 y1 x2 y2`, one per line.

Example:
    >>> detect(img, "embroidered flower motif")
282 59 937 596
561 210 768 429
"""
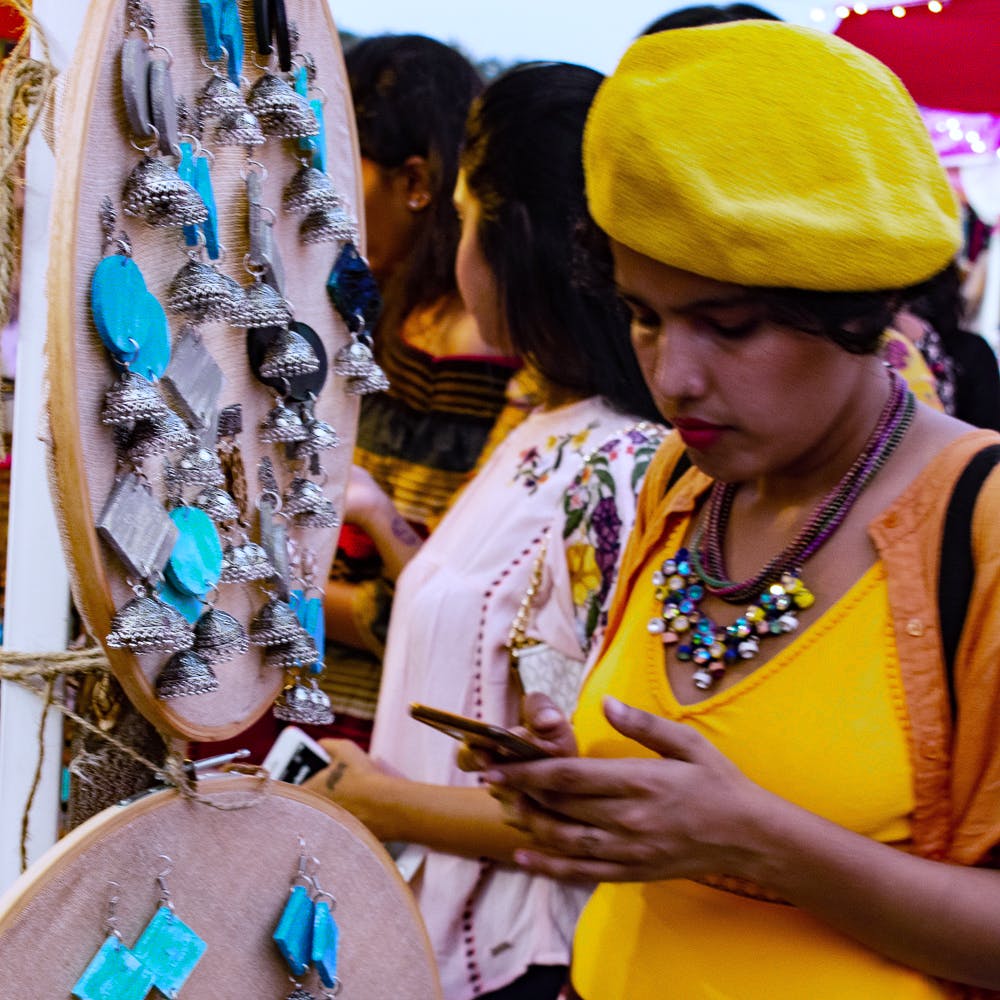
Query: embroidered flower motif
566 542 601 606
561 425 665 646
513 421 598 494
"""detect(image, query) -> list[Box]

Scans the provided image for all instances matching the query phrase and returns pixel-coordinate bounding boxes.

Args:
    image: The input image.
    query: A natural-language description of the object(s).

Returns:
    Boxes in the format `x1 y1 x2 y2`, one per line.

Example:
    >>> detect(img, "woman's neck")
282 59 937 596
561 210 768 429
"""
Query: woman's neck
402 294 511 359
750 362 897 509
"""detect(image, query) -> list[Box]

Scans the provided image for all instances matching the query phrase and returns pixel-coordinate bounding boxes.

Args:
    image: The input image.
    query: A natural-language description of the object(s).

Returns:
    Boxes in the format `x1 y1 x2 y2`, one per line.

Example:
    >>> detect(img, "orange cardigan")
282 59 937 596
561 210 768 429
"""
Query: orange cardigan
601 430 1000 997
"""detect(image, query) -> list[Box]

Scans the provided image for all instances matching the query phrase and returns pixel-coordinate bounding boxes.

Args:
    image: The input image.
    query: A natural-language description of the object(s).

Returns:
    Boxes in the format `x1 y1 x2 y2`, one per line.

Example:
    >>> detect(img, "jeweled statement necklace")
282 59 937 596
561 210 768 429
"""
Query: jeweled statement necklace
649 369 915 689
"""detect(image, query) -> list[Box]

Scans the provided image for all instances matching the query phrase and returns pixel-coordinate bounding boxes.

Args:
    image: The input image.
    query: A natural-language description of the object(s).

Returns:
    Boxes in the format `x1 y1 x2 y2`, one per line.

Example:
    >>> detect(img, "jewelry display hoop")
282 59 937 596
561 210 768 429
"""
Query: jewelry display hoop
46 0 363 740
0 775 442 998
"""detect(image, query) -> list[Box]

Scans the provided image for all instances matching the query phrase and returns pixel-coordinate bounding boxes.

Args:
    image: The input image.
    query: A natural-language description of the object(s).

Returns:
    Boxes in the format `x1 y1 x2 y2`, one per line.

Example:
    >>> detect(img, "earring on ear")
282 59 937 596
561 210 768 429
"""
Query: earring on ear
407 193 429 210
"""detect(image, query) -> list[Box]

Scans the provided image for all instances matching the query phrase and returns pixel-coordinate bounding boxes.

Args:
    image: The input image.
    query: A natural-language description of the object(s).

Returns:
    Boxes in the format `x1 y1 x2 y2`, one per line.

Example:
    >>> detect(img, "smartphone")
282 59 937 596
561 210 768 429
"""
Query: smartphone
409 703 552 762
263 726 331 784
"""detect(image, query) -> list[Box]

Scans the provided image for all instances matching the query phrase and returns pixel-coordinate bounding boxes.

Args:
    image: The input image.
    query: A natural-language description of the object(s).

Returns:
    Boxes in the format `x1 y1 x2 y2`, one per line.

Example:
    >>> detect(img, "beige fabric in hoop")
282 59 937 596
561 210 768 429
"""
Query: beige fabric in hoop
46 0 365 741
0 777 443 999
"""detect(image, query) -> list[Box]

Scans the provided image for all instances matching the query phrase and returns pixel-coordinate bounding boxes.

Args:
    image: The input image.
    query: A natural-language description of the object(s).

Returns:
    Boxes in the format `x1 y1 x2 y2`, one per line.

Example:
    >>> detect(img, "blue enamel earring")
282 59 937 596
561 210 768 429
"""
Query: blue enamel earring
198 0 244 86
177 138 220 260
272 844 342 999
272 548 332 725
309 881 342 996
72 883 155 1000
92 198 171 383
327 244 388 394
130 856 207 998
273 841 317 979
154 504 226 698
290 56 358 244
293 59 326 172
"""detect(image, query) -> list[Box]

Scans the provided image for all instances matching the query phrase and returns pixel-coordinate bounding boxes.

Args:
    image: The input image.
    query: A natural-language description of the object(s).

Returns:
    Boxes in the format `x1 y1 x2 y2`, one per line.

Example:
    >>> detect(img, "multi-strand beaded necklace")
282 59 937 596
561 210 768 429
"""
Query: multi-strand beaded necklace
648 369 915 689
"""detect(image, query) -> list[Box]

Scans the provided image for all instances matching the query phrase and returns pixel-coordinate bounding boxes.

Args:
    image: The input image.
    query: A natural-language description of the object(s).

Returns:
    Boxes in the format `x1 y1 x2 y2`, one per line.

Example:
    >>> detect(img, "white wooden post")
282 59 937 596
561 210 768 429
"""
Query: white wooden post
0 1 86 894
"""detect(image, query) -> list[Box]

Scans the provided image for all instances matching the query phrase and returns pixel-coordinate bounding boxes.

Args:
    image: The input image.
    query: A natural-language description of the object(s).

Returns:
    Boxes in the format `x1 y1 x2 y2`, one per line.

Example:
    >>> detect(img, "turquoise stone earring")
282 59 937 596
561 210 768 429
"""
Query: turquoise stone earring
309 886 341 993
164 506 224 599
91 199 171 379
177 140 220 259
72 883 155 1000
131 856 207 998
293 62 327 172
273 846 343 997
273 843 317 978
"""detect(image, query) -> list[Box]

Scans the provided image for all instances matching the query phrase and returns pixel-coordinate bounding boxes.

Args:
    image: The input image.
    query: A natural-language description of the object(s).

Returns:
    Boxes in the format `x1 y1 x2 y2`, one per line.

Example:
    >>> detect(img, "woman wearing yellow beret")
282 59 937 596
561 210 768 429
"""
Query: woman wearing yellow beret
483 22 1000 1000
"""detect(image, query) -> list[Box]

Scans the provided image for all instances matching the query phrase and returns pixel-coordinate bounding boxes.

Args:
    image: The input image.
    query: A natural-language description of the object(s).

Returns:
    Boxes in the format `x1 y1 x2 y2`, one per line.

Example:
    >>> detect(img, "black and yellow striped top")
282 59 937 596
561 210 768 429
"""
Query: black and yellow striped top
354 326 521 528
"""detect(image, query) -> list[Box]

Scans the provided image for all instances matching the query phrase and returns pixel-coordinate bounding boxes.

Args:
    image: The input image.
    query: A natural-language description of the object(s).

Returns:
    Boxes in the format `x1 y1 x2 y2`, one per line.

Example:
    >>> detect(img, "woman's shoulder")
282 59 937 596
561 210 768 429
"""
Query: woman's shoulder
877 416 1000 531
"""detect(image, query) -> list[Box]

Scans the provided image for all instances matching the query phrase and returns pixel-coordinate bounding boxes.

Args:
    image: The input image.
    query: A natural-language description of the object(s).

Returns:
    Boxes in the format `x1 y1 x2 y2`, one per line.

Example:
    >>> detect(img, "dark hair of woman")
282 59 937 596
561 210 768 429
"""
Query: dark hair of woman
460 62 661 422
641 3 781 33
345 34 483 334
749 265 956 356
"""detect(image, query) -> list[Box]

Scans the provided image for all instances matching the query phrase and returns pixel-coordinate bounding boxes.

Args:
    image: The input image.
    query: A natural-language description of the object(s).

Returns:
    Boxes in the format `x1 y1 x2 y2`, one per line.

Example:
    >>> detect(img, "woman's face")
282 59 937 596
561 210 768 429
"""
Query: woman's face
359 156 419 281
453 172 509 352
611 239 877 485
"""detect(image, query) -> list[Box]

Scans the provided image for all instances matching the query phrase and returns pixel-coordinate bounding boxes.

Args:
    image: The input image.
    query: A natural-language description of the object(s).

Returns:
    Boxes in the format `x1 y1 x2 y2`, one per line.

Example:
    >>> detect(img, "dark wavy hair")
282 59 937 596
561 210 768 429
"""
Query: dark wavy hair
747 267 958 355
459 62 660 421
346 35 483 333
641 3 781 33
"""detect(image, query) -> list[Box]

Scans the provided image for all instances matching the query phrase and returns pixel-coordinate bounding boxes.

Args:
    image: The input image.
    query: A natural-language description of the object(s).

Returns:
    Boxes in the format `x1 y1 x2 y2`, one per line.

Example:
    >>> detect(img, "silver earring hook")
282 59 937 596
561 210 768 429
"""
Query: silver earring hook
156 853 174 909
105 880 123 941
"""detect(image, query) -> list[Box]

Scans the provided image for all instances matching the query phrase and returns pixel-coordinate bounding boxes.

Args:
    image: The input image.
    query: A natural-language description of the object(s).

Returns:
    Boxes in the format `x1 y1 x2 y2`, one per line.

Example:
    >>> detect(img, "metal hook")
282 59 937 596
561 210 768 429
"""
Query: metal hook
250 50 273 73
129 123 161 155
156 853 174 908
240 158 268 181
105 881 123 940
147 41 174 68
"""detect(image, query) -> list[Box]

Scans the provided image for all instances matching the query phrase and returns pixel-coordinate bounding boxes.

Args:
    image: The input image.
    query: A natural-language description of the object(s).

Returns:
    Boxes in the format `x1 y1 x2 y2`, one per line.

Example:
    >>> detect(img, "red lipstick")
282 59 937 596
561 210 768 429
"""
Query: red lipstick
672 418 727 450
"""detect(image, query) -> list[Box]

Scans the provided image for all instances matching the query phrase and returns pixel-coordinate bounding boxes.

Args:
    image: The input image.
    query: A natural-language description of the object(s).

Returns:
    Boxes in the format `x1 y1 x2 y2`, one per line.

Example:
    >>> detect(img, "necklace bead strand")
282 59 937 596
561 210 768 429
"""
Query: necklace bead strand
653 368 914 690
647 549 815 689
691 370 913 601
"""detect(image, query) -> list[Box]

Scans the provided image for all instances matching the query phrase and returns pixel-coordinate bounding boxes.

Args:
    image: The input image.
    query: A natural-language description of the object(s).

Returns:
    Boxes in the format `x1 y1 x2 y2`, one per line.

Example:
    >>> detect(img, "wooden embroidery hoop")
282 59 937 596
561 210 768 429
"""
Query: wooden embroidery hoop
0 776 442 999
46 0 363 741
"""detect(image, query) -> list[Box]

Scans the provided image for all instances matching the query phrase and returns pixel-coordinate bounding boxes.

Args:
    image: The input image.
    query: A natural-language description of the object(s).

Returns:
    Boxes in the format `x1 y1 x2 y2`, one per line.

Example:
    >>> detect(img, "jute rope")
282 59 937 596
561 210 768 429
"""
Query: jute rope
0 1 57 460
0 647 270 871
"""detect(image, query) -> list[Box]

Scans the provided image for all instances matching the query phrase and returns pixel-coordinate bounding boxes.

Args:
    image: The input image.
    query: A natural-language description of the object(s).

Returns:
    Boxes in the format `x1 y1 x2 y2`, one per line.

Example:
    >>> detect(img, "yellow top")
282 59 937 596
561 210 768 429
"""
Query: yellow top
571 522 948 999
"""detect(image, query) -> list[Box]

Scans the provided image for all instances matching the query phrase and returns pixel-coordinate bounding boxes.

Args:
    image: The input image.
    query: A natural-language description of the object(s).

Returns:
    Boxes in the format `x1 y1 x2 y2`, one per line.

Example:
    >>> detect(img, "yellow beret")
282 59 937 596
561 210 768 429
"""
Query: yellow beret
584 22 961 291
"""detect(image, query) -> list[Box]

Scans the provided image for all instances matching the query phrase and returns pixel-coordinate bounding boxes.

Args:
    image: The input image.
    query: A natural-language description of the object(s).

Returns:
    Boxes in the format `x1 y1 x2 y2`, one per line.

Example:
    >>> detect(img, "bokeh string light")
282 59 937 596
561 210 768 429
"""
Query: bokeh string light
809 0 947 22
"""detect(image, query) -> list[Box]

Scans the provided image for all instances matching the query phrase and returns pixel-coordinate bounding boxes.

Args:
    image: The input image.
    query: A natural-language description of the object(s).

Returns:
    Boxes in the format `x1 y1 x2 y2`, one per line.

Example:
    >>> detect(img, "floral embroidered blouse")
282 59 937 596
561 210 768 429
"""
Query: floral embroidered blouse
370 396 666 1000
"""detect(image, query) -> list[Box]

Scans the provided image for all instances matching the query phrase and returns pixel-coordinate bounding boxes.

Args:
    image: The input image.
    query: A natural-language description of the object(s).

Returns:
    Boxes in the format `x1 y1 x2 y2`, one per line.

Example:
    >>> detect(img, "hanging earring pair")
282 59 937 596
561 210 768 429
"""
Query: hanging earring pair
72 859 206 1000
282 154 356 247
246 51 319 141
120 9 208 231
196 53 266 148
272 841 342 998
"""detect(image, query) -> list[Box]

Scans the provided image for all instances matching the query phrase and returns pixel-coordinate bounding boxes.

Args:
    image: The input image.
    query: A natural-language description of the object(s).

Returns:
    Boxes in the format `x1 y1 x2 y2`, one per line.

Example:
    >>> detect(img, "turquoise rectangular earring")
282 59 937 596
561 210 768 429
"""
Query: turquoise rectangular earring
273 840 316 978
130 856 207 998
72 882 156 1000
309 885 340 994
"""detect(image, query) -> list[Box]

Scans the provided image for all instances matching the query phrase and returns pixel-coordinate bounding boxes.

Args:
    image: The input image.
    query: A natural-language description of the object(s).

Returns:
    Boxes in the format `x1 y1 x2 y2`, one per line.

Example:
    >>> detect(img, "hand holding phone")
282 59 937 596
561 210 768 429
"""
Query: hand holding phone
409 703 553 762
263 726 331 784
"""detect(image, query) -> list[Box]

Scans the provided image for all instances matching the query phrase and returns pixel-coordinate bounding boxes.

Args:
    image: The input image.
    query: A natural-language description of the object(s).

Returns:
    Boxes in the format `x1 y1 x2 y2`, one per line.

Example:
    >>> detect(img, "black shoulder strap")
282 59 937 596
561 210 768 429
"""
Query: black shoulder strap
663 452 693 497
938 443 1000 713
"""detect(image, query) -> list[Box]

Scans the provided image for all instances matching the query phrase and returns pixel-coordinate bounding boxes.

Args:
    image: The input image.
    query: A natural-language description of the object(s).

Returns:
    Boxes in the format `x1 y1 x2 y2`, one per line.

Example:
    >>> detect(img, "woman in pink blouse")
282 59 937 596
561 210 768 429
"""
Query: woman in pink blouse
306 63 666 999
